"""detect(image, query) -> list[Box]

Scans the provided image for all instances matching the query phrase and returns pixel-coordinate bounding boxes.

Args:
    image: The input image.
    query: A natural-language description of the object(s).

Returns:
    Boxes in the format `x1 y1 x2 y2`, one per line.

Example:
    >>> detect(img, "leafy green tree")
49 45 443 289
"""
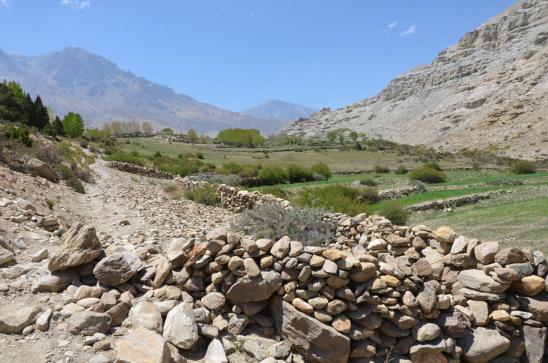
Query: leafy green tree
216 128 265 147
62 112 84 138
349 131 358 142
338 133 345 145
326 130 337 143
161 128 174 135
187 128 198 144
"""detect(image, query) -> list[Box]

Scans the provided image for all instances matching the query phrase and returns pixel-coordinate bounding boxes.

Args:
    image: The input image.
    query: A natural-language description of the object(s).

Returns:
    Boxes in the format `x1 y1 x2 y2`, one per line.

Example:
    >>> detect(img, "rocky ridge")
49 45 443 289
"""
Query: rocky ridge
282 0 548 160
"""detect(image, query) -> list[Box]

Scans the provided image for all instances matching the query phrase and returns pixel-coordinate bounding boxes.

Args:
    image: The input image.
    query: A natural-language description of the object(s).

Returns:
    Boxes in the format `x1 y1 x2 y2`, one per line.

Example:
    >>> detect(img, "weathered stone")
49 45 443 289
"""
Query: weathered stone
292 298 314 314
25 158 59 182
521 325 546 363
270 297 350 363
204 338 228 363
270 236 290 259
0 306 41 334
66 311 111 336
435 226 456 243
115 327 171 363
350 262 376 282
459 327 510 363
512 275 545 296
93 251 141 287
458 269 509 293
414 322 441 342
226 271 282 303
0 246 15 267
163 302 198 349
244 257 261 277
468 300 489 326
474 242 500 264
35 308 53 331
517 296 548 323
494 248 526 266
128 301 163 333
48 223 101 271
201 292 226 311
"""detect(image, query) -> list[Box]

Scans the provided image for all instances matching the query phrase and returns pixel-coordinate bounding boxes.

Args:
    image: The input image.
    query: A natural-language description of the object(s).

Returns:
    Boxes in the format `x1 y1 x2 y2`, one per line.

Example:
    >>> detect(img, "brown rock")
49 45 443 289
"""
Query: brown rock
435 226 456 243
48 223 102 271
494 247 526 266
115 327 171 363
270 297 350 363
512 275 545 296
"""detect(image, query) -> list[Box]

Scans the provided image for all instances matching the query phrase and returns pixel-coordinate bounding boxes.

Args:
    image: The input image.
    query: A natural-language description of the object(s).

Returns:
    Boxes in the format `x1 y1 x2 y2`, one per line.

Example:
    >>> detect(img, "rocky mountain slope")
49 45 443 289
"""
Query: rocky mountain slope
0 47 282 134
242 100 317 124
282 0 548 160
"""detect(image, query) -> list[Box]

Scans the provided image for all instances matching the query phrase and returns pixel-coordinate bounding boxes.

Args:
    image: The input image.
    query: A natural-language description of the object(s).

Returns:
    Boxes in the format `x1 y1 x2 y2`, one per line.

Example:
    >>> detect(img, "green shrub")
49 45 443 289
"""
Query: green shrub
510 160 536 174
258 166 288 185
4 124 32 146
296 185 372 216
359 187 380 204
184 186 218 205
424 162 442 171
232 204 336 246
360 178 378 186
410 166 447 183
107 152 146 166
222 162 243 175
286 164 313 183
216 128 265 147
395 166 408 174
260 186 291 200
374 165 390 173
380 201 409 225
57 165 85 193
310 162 332 179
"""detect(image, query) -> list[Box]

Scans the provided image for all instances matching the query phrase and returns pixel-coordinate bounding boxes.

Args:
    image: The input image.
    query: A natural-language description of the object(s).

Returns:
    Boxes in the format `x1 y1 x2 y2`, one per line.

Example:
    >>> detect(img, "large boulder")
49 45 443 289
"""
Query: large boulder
204 339 228 363
162 302 198 349
459 327 510 362
93 251 142 287
48 223 102 271
0 306 41 334
25 158 59 183
115 327 171 363
226 270 282 303
270 297 350 363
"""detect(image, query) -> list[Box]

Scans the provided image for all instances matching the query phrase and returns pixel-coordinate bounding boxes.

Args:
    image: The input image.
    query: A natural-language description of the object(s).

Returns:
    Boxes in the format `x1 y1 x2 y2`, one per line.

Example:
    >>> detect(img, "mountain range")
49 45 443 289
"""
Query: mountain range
282 0 548 160
0 47 314 135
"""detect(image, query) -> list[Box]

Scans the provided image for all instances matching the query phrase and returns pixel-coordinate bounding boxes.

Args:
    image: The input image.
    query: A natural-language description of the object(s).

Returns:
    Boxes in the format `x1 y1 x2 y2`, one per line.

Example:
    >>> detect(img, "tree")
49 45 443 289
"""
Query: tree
349 131 358 142
161 128 174 135
53 116 65 136
62 112 84 138
216 128 265 147
326 130 337 143
338 133 345 145
31 96 50 129
187 129 198 144
141 122 154 135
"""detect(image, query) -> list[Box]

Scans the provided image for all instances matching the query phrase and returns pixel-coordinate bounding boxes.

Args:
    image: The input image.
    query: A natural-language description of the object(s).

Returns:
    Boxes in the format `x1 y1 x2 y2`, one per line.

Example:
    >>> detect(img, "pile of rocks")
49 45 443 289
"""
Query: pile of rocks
176 177 290 211
107 161 174 179
3 209 547 362
406 191 506 212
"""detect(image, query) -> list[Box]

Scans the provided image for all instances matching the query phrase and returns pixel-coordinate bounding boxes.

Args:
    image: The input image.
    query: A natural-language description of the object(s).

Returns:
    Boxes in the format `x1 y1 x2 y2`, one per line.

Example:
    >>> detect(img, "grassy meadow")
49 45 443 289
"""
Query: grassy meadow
113 136 547 252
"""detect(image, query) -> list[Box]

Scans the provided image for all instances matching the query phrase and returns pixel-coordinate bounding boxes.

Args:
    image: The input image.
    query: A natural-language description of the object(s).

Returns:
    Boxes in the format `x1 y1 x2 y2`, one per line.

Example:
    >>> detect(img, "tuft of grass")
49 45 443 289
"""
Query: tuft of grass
295 185 374 216
360 178 378 186
184 185 218 206
379 201 409 225
57 164 85 193
510 160 536 175
45 198 55 210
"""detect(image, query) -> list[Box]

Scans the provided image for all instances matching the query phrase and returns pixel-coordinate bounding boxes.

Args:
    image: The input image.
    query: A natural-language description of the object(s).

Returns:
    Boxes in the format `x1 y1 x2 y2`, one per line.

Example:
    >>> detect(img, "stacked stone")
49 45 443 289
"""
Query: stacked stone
107 161 174 179
176 177 290 211
8 216 548 363
377 184 425 201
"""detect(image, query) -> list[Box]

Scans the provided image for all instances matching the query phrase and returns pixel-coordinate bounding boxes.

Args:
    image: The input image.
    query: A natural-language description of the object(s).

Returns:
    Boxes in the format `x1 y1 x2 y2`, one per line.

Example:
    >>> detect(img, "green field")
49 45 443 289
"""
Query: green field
116 137 477 172
114 137 547 252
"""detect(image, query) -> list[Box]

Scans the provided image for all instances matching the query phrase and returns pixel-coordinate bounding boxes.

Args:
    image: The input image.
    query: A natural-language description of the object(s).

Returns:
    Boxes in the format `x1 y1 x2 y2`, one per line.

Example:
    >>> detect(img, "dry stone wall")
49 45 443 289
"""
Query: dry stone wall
107 161 174 179
9 212 548 363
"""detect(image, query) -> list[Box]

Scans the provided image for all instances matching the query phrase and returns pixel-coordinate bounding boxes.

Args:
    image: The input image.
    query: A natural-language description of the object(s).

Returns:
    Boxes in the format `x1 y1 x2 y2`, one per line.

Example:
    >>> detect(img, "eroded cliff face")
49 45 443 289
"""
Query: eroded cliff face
283 0 548 160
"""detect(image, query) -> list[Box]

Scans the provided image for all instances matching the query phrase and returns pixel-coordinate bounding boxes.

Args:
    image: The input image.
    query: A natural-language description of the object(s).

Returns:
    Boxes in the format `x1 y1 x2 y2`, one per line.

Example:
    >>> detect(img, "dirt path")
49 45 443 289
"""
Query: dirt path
0 160 233 363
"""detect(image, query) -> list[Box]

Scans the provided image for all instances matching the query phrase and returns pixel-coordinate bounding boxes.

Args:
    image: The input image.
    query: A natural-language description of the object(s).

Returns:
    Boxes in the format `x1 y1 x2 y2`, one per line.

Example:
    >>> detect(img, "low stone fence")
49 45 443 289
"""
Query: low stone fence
378 184 425 200
406 190 506 212
107 161 174 179
175 177 291 211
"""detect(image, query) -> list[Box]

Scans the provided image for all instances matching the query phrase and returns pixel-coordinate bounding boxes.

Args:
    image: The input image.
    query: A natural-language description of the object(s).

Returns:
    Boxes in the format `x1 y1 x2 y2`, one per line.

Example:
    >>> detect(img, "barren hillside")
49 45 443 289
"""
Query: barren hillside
283 0 548 160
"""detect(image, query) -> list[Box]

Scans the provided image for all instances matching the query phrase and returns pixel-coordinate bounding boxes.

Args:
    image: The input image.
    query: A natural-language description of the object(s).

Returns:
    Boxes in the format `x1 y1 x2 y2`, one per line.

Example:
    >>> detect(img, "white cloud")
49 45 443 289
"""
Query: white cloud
0 0 9 7
387 21 398 29
400 24 416 37
61 0 91 10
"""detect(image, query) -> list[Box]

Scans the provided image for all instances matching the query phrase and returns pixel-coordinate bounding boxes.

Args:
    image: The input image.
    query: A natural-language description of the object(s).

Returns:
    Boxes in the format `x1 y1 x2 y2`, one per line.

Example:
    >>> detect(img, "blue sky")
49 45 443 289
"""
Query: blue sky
0 0 515 111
